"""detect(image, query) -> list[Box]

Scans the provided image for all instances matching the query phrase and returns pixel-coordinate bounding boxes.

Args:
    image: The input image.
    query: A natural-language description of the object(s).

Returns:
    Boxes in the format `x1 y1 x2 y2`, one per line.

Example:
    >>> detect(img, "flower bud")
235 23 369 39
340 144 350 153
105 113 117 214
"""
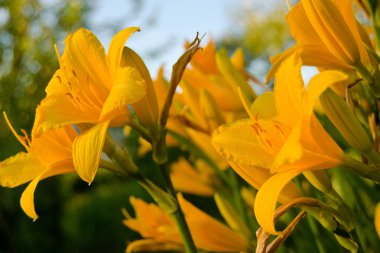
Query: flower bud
303 170 333 194
320 88 372 153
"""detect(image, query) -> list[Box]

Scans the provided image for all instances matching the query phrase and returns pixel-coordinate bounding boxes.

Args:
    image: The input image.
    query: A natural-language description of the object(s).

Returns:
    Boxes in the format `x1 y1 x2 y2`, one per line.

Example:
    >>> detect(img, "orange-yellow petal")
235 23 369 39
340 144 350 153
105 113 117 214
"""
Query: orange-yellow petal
212 119 273 168
170 158 214 196
178 194 249 252
266 46 298 83
107 27 140 77
300 45 352 70
199 88 225 131
73 121 110 184
302 0 360 66
306 70 348 114
121 47 159 127
216 49 256 102
45 70 70 96
190 39 219 74
251 92 277 119
272 116 343 173
126 239 183 253
0 152 45 187
230 48 245 71
229 161 302 203
254 169 303 235
274 52 304 125
186 128 228 169
34 95 96 137
65 28 111 89
19 163 74 221
20 173 43 221
100 67 146 122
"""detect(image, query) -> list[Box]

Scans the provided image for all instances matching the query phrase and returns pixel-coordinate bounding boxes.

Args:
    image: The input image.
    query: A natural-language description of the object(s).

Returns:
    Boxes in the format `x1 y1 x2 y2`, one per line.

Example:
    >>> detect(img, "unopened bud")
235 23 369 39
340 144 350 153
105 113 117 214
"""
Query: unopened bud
303 170 333 194
320 88 372 153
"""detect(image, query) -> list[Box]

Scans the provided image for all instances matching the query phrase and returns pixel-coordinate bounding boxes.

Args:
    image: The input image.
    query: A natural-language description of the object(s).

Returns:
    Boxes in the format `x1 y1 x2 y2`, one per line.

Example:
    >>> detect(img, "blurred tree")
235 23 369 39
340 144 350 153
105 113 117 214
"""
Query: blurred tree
0 0 90 159
218 1 295 81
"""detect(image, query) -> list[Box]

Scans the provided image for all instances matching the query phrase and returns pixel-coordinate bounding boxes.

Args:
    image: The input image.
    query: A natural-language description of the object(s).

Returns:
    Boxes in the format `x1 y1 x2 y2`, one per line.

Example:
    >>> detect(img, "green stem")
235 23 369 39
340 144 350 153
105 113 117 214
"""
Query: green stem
349 230 365 253
129 118 151 143
356 63 373 84
103 134 138 174
227 169 249 225
343 156 380 183
366 148 380 164
99 159 128 177
159 163 198 253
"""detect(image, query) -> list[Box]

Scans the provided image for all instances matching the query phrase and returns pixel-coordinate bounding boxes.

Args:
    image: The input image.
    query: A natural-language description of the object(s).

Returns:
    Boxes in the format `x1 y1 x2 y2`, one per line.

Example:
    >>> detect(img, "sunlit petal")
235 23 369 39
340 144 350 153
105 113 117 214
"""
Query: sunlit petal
73 121 110 184
121 47 159 127
107 27 140 77
254 169 303 235
126 239 183 253
306 70 348 113
100 67 146 122
34 95 95 136
274 52 304 125
302 0 360 65
212 119 273 168
229 161 302 203
20 173 43 221
178 194 249 252
65 28 111 89
0 153 44 188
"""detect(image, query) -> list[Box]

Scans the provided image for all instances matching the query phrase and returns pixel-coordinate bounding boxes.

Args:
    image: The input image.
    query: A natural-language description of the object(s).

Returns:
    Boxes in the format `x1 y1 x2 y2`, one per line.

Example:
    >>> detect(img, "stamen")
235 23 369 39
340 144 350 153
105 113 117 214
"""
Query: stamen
54 44 62 66
20 129 32 147
237 87 256 120
3 112 31 151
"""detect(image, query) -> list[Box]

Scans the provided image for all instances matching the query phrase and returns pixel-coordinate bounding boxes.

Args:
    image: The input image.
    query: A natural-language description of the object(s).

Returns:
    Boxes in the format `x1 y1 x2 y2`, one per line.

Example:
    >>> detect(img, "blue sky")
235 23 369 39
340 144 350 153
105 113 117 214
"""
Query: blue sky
87 0 318 84
89 0 255 76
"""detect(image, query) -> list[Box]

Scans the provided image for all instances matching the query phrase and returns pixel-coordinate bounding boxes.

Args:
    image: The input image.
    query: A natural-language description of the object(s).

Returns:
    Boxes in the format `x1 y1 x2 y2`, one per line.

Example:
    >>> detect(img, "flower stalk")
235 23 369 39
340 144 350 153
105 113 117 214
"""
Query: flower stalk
160 163 198 253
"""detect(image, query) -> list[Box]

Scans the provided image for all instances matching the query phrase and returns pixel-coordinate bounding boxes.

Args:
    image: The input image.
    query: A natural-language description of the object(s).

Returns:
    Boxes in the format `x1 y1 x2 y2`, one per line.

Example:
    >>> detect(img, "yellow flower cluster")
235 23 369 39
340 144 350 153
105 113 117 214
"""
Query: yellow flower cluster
1 0 380 252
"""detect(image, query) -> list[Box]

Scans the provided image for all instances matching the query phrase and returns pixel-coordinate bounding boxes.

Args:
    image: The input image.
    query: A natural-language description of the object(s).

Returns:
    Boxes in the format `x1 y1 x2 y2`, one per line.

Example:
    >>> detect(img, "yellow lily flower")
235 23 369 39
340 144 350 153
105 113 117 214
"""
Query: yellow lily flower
35 27 148 184
267 0 372 82
123 194 249 252
213 52 347 234
170 158 216 196
183 40 255 119
0 112 76 220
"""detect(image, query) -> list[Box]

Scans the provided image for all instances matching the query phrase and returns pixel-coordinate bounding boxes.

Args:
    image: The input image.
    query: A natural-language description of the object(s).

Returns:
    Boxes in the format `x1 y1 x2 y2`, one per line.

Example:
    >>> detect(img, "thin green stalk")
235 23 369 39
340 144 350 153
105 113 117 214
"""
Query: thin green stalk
356 63 373 84
103 134 138 174
305 215 327 253
99 159 128 177
227 169 250 225
366 148 380 164
343 156 380 183
129 118 151 143
159 163 198 253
